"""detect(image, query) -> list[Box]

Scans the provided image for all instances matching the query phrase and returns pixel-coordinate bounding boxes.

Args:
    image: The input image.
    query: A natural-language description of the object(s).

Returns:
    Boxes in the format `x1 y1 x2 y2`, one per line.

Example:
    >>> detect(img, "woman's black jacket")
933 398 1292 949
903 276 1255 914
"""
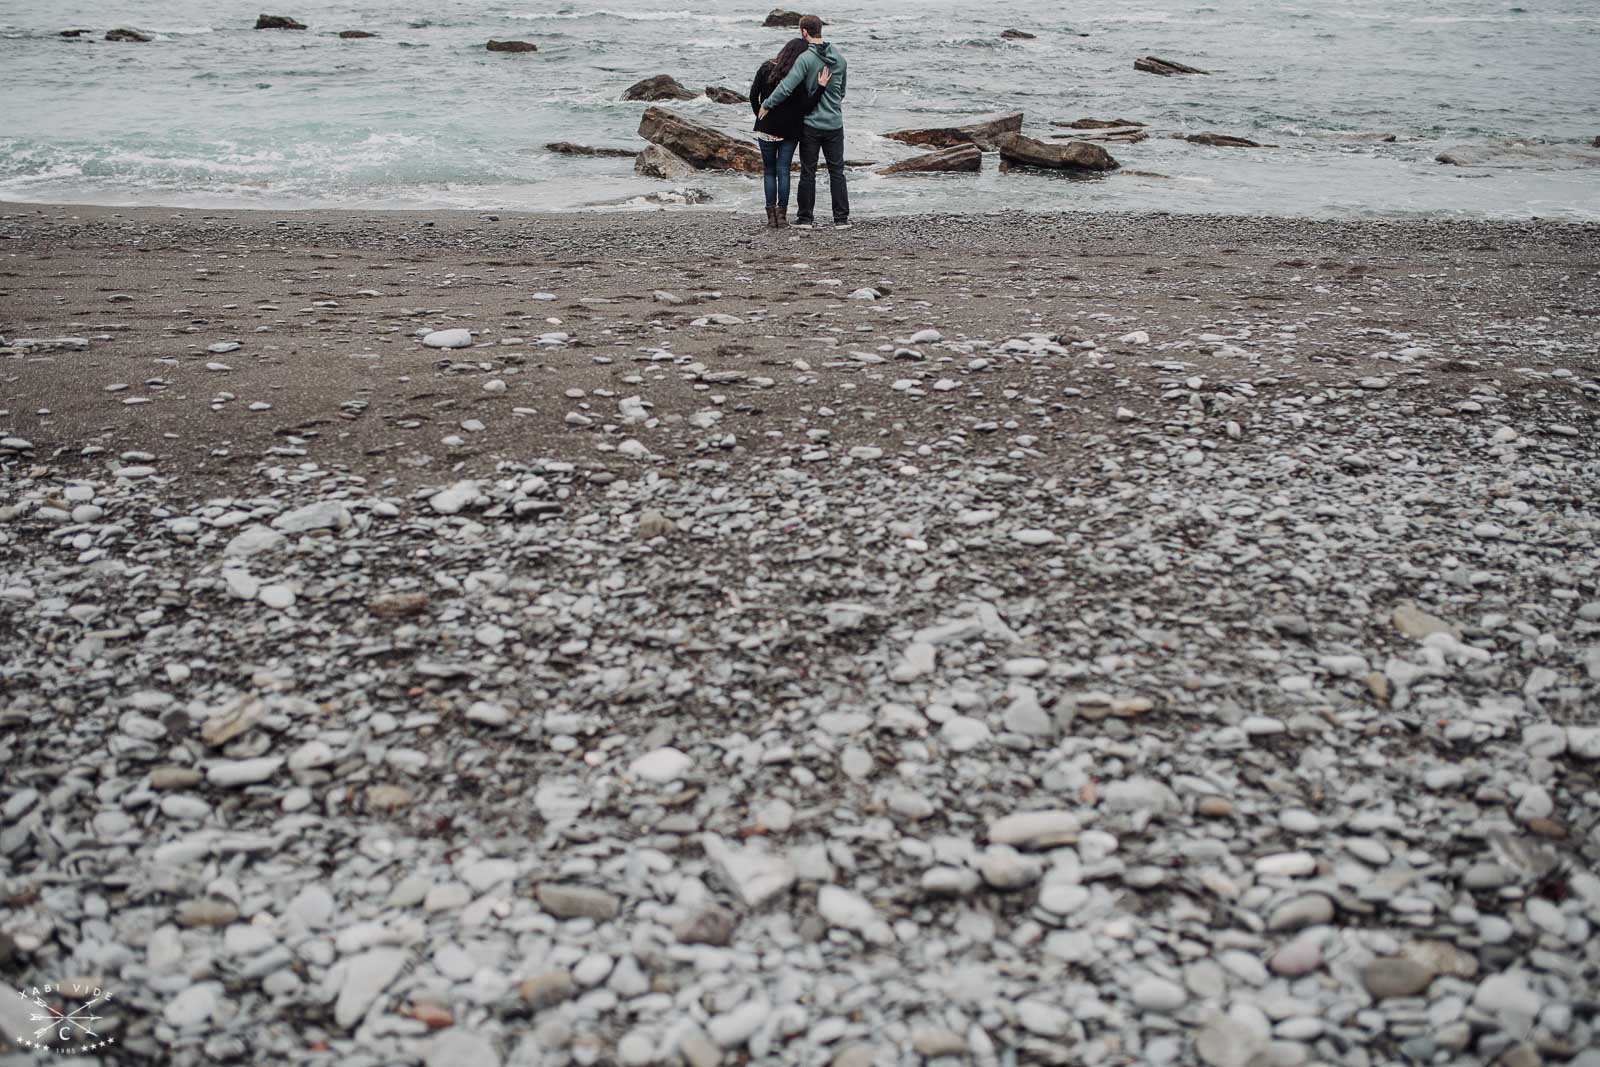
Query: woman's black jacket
750 61 825 141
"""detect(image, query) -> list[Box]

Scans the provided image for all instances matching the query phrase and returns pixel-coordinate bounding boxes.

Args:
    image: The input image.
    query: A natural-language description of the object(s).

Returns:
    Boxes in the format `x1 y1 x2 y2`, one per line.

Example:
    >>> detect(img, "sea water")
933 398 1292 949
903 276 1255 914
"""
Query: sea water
2 0 1597 219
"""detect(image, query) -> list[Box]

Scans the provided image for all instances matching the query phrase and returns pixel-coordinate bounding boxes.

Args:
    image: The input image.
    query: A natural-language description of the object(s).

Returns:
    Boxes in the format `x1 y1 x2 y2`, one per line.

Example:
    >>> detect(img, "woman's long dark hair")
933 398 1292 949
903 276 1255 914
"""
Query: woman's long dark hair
767 37 809 87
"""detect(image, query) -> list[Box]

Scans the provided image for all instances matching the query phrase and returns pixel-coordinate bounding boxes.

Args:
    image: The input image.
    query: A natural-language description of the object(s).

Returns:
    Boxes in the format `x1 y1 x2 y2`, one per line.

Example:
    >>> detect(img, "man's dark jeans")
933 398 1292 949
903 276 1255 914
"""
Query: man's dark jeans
796 125 849 224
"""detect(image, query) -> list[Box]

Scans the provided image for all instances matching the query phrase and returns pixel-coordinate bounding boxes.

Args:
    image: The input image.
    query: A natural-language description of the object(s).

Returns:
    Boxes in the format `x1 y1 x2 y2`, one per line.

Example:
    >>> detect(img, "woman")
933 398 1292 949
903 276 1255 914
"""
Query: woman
750 38 830 229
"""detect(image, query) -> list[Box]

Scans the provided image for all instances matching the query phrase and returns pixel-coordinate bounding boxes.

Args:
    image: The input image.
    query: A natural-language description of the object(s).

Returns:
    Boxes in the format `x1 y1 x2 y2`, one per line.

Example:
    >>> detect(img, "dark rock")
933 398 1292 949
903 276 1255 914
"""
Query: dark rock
1135 55 1209 76
623 75 698 102
877 144 982 176
255 14 307 31
1186 132 1263 148
1055 128 1148 144
339 30 376 39
997 133 1119 172
487 39 538 53
1055 117 1147 130
706 85 748 105
884 112 1023 151
546 142 639 158
105 28 153 42
635 144 696 180
1000 29 1037 40
637 107 763 175
60 29 91 38
1593 136 1600 148
763 10 812 28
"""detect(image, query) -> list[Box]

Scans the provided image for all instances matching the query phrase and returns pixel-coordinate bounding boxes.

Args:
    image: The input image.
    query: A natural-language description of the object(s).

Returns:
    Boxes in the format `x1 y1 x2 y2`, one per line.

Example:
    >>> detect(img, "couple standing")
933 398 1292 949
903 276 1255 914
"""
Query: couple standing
750 14 849 230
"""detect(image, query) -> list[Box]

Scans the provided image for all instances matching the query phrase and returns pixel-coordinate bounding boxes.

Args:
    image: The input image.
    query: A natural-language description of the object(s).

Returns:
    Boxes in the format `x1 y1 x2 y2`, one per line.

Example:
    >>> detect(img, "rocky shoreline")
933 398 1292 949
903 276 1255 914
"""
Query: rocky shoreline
1 203 1598 1067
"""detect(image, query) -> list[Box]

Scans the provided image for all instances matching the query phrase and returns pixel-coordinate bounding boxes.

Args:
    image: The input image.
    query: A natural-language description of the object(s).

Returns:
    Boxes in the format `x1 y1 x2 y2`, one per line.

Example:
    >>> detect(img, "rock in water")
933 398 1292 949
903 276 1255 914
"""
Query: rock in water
1186 132 1263 147
486 39 537 52
635 144 696 180
339 30 375 38
1056 117 1148 129
997 133 1120 172
623 75 698 102
546 142 638 158
884 112 1023 151
1434 140 1600 168
705 85 747 105
255 14 307 30
1135 55 1210 76
763 9 806 27
877 145 982 176
105 28 152 41
1000 29 1037 39
637 107 763 175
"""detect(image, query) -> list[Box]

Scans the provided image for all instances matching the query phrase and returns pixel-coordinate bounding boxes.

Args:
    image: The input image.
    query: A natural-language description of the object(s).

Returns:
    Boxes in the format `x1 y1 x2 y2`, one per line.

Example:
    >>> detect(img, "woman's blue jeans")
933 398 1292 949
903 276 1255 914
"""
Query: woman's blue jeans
760 138 797 210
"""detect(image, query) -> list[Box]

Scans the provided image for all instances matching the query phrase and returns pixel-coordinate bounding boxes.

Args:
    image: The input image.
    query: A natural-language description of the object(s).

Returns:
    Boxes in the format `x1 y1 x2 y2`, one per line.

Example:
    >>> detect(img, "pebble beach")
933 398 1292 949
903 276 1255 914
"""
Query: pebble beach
2 202 1599 1067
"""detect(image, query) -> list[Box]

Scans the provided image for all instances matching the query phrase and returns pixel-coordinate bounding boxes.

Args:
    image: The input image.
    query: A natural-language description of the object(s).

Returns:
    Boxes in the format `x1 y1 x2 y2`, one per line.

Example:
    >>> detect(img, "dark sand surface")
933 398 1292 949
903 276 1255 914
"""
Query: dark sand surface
4 202 1596 499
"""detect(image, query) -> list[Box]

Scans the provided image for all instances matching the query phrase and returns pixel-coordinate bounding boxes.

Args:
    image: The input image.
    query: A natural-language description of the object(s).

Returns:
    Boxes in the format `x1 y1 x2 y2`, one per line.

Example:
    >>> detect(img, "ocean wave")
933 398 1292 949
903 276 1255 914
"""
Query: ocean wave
509 9 743 24
147 26 215 35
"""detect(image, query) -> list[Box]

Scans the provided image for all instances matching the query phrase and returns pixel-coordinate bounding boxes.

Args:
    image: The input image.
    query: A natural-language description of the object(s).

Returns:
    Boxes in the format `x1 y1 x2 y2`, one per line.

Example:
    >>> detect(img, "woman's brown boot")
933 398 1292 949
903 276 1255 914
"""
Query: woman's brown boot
766 206 778 228
775 209 789 230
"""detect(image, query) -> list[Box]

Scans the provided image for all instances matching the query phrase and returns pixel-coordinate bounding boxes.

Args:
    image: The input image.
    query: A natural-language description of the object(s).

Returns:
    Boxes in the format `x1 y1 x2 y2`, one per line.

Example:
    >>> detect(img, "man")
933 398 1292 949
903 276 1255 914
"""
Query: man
758 14 849 229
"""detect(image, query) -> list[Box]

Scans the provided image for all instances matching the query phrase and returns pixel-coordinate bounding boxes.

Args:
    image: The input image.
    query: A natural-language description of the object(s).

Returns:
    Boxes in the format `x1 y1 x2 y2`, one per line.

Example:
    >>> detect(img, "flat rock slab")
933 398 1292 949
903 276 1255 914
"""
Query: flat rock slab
885 112 1023 151
1135 55 1210 76
638 107 762 175
877 144 982 176
1186 132 1265 148
997 133 1120 172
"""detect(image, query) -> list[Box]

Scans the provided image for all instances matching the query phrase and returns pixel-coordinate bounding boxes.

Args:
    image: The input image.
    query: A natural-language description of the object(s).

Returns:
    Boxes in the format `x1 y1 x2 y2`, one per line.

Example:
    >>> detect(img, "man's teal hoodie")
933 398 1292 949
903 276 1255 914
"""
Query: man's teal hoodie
761 42 846 131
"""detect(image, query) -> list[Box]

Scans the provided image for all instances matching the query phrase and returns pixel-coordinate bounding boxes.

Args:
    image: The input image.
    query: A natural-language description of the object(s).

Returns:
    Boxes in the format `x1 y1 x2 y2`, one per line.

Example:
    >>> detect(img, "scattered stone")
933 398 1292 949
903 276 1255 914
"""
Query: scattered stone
536 884 621 921
1363 957 1434 999
519 971 576 1010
